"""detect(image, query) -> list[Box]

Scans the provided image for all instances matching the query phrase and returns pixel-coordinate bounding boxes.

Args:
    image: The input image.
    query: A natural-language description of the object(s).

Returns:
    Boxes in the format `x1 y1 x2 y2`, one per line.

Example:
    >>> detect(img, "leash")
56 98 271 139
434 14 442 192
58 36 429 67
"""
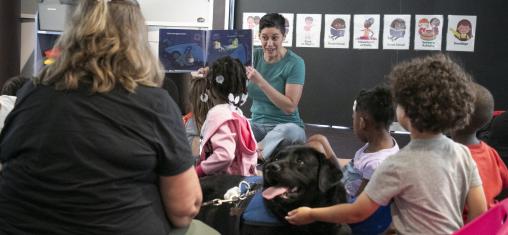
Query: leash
202 180 260 207
201 177 263 235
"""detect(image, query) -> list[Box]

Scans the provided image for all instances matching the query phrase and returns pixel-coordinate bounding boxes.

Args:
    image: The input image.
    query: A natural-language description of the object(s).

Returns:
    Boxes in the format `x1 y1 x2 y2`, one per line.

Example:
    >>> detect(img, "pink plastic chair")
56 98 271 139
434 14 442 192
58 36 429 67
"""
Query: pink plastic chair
453 198 508 235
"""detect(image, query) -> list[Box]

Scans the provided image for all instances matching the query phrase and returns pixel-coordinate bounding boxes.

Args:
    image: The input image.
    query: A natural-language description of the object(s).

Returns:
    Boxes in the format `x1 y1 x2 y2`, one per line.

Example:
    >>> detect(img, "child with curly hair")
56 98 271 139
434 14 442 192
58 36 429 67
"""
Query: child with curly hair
193 56 258 177
451 83 508 221
286 54 487 234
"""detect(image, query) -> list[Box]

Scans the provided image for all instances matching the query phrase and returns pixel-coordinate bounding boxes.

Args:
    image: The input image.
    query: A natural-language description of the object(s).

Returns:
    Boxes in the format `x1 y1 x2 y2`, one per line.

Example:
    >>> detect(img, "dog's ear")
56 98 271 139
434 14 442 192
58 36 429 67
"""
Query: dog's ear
318 154 343 193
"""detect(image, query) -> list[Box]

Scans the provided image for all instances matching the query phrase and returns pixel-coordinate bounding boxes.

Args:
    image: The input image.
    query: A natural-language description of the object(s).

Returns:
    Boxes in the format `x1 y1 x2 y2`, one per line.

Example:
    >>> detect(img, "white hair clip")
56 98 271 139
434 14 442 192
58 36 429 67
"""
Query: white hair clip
215 75 224 84
200 93 209 103
352 100 357 112
228 93 241 105
240 93 248 106
228 93 235 104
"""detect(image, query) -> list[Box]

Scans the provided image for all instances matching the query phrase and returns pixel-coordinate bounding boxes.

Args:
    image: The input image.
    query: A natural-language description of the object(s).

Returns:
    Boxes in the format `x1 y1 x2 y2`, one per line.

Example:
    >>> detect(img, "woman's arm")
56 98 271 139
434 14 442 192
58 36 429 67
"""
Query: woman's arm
286 192 380 225
246 66 303 114
465 185 487 222
159 167 202 228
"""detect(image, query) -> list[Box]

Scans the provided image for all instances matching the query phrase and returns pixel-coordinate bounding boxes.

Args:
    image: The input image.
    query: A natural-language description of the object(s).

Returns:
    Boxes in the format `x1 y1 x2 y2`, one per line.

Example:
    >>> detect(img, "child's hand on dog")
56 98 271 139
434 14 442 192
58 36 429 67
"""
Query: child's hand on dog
285 207 314 225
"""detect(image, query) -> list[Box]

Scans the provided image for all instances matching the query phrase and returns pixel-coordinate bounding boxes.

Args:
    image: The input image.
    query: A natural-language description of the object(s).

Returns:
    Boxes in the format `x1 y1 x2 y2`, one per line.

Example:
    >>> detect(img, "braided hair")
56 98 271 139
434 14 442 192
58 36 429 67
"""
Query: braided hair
207 56 248 107
190 56 248 132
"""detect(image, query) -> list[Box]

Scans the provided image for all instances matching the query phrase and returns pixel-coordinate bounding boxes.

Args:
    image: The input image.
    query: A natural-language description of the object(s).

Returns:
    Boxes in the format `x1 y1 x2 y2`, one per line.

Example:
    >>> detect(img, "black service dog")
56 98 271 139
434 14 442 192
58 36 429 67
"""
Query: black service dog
258 145 347 235
197 145 346 235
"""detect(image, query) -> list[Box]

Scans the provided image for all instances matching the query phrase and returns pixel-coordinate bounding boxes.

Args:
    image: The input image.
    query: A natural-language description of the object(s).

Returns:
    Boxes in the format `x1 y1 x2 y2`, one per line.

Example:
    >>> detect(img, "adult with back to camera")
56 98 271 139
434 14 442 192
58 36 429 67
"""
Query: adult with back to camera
246 13 307 160
0 1 218 234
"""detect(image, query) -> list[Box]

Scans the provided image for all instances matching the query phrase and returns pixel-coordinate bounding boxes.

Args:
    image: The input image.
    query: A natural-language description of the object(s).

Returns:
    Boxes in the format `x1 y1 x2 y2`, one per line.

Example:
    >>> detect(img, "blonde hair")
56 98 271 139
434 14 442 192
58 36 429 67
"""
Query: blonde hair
37 0 163 93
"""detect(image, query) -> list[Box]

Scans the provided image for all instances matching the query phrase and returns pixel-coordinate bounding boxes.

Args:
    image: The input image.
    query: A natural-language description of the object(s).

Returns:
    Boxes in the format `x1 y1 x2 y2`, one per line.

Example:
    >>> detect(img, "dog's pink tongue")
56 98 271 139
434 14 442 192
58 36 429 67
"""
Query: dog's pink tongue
262 186 289 200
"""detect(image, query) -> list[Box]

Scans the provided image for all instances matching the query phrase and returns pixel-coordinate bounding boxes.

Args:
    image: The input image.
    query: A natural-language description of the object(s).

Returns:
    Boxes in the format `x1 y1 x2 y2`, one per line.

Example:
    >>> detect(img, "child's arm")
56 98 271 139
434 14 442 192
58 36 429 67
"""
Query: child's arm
465 185 487 222
285 192 380 225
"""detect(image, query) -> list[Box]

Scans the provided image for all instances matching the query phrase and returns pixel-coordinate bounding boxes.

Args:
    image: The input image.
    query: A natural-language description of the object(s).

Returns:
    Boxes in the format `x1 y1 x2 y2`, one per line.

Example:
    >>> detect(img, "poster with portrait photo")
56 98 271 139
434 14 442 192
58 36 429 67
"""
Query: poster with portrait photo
243 12 266 46
280 13 294 47
446 15 477 52
383 14 411 50
296 14 322 48
353 14 380 49
323 14 351 49
414 15 443 51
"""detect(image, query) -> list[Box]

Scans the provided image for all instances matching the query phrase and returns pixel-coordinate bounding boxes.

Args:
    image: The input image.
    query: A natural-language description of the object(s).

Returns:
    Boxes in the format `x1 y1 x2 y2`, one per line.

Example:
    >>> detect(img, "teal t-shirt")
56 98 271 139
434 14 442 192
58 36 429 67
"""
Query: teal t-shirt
248 48 305 127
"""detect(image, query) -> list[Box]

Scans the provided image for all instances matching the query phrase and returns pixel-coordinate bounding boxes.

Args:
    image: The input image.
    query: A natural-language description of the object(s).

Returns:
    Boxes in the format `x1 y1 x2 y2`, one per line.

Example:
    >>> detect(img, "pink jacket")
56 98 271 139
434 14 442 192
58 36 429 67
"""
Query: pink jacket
196 104 258 177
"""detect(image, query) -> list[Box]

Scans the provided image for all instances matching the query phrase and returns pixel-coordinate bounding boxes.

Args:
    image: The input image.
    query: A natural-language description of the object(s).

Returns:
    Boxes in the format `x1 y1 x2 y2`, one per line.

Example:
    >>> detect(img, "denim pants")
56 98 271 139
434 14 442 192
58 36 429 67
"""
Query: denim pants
250 122 306 160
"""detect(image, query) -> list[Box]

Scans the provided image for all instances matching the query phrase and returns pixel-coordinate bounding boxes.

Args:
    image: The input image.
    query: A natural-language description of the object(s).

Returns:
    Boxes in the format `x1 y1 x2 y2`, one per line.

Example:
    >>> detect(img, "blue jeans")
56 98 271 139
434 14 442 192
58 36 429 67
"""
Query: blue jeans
250 122 306 160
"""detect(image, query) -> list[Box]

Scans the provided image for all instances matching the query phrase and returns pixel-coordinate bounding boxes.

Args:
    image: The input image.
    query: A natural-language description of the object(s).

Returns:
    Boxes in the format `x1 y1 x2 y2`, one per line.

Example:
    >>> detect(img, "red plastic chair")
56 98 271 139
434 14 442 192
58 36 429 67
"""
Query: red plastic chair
454 198 508 235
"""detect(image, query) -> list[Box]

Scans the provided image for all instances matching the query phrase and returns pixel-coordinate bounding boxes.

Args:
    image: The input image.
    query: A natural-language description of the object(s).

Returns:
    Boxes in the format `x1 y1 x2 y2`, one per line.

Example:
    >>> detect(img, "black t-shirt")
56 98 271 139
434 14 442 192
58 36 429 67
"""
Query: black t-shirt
0 82 194 235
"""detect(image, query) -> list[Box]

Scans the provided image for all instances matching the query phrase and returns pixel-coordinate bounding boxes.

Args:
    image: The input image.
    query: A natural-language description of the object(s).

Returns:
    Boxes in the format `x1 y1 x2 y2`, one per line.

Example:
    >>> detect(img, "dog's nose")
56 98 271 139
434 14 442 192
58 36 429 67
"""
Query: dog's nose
266 163 281 172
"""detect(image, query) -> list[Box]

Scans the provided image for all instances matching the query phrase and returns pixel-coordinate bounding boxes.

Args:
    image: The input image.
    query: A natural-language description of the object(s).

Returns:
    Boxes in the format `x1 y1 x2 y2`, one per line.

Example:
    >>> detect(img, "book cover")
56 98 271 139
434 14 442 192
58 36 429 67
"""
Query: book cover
205 29 252 67
159 29 252 72
159 29 206 72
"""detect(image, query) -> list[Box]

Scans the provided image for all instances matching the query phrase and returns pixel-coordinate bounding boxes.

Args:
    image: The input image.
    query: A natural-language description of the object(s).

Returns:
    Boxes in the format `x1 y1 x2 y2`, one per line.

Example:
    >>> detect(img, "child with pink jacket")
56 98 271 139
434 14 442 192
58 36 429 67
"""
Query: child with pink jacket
192 56 258 177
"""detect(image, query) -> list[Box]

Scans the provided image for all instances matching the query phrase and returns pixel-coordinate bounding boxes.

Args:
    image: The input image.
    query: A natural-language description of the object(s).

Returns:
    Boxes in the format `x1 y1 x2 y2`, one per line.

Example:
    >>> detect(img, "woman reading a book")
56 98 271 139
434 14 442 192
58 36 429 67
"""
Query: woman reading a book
245 13 306 161
0 1 218 234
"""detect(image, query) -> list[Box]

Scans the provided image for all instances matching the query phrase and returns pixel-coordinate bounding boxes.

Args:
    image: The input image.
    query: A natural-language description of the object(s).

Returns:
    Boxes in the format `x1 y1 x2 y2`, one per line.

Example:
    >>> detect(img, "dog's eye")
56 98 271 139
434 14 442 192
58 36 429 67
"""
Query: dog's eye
296 160 305 166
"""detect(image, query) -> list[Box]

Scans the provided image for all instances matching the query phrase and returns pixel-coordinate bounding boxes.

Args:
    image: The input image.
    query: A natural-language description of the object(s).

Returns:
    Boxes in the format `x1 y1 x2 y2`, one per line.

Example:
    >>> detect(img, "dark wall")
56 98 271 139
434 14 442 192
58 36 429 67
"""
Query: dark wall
0 0 21 87
235 0 508 126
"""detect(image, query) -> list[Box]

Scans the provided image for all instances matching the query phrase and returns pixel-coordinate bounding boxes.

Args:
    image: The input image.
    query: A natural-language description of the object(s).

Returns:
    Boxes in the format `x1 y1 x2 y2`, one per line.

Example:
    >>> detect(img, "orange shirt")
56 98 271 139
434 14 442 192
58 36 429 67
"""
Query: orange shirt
469 141 508 208
182 112 193 124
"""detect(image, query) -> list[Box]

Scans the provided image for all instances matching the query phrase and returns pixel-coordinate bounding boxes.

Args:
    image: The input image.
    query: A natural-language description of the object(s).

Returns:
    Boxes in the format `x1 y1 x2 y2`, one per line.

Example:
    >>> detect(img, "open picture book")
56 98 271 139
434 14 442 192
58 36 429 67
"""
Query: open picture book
159 28 253 72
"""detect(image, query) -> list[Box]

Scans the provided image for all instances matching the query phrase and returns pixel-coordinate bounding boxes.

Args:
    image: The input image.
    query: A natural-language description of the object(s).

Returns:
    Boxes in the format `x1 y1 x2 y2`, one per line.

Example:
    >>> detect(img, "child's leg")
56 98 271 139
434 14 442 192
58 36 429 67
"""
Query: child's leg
306 134 337 159
337 158 352 169
306 134 341 169
259 123 306 160
306 134 353 169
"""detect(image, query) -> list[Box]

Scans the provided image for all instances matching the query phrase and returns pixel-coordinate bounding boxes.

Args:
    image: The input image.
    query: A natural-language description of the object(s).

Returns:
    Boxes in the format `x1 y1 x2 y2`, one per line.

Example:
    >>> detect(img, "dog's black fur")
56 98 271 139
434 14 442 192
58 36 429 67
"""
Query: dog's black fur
197 175 249 235
196 145 347 235
261 145 347 235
